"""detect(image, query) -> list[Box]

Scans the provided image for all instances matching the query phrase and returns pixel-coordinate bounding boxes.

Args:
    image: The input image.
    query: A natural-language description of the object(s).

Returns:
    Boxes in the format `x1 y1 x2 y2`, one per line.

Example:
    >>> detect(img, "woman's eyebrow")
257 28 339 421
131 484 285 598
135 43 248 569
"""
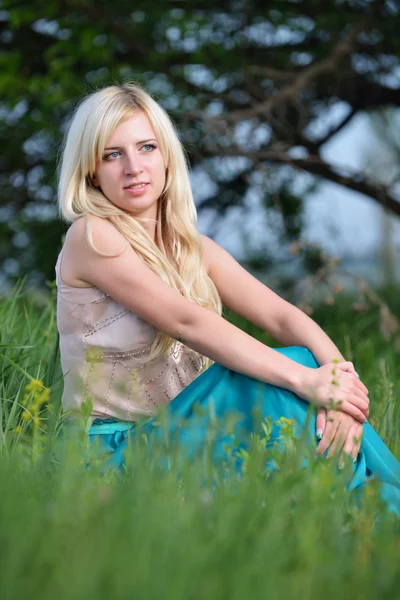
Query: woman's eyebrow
104 138 157 150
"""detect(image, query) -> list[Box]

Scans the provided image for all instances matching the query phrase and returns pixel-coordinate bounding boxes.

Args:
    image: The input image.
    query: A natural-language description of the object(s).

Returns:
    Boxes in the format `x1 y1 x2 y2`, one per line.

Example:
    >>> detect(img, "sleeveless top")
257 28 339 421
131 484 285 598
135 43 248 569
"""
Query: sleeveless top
55 248 206 422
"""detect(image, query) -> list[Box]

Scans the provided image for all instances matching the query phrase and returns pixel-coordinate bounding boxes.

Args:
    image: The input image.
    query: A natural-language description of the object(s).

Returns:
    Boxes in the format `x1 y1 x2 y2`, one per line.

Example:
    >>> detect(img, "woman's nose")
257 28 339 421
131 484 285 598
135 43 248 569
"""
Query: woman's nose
123 153 143 176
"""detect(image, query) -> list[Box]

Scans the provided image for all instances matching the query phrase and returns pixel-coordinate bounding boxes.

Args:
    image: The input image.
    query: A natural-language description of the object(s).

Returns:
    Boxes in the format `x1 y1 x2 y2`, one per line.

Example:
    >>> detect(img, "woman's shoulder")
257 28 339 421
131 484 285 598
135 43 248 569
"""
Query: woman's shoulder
67 214 128 256
60 215 128 288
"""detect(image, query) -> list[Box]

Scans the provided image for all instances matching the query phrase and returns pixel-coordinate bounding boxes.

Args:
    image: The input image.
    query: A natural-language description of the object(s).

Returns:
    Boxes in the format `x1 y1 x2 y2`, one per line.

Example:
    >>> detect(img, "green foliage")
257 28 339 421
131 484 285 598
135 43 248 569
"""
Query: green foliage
2 429 399 600
1 284 400 598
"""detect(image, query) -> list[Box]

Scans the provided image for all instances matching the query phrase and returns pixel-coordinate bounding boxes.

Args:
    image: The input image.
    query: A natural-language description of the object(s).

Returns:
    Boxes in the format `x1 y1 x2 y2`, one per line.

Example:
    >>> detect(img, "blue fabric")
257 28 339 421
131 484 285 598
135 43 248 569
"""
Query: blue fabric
88 346 400 514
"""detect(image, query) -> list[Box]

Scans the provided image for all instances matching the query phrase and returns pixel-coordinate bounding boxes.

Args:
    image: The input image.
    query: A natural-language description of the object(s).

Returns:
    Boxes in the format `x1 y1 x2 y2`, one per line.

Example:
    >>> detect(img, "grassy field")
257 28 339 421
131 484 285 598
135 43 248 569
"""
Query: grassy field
1 281 400 600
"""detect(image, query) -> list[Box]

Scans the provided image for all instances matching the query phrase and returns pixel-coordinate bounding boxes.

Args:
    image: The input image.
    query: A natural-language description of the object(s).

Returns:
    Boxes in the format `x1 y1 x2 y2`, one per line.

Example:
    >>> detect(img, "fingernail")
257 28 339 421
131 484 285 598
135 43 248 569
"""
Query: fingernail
316 429 323 441
355 371 360 378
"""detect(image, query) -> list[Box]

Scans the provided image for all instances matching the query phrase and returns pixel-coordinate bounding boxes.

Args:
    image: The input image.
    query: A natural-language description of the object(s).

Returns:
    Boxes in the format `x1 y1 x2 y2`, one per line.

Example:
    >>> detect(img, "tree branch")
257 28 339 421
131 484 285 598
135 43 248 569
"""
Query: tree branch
213 14 373 123
313 106 357 148
246 151 400 215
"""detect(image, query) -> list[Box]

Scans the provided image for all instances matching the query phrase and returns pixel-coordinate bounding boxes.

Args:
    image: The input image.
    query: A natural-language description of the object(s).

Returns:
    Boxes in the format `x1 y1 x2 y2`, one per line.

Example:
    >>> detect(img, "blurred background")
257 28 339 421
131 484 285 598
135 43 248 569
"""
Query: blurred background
0 0 399 297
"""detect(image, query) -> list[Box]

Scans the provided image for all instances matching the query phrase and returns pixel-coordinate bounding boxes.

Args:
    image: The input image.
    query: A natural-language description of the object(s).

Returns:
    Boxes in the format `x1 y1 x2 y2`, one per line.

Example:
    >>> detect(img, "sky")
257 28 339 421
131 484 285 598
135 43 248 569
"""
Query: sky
305 112 400 259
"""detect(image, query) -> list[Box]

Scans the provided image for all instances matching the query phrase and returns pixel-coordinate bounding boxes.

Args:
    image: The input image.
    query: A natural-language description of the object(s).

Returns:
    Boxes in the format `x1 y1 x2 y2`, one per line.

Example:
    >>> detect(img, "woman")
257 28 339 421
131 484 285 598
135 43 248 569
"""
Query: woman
56 83 400 511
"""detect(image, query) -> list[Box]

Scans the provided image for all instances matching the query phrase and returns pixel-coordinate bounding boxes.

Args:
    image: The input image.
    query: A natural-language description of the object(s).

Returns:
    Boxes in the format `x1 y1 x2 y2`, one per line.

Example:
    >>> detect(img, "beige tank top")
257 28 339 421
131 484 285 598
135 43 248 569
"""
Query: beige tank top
55 248 206 422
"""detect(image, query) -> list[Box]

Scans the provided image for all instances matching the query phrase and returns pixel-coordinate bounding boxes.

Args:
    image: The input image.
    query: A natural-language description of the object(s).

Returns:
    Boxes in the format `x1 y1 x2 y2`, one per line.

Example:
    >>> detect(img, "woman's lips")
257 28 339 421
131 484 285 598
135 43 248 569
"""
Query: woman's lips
123 183 149 196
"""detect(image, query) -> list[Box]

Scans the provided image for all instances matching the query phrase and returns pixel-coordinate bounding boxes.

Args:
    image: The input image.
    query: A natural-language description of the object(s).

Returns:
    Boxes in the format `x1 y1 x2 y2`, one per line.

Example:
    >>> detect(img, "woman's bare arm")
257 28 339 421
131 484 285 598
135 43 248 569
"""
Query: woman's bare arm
200 234 347 366
64 216 368 421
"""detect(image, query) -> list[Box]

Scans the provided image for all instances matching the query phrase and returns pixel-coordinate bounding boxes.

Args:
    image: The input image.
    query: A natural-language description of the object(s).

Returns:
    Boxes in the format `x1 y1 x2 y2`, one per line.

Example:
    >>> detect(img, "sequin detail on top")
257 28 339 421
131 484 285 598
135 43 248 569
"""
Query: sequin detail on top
55 248 206 422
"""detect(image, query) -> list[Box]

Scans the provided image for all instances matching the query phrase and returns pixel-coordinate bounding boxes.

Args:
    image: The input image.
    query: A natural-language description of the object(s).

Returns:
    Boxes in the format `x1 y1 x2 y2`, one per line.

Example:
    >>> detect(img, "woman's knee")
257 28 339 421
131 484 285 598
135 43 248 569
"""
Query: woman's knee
275 346 319 369
300 347 319 369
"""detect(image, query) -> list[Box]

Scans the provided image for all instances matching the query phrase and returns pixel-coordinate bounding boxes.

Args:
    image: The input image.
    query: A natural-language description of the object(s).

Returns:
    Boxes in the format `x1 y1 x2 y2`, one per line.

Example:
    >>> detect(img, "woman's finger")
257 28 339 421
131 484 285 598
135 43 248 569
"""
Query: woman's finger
336 364 369 396
327 421 349 458
352 424 363 460
350 388 370 414
316 408 327 440
342 422 359 456
354 377 369 397
350 376 369 400
316 416 339 455
330 392 368 418
339 422 363 466
342 376 369 409
336 361 357 375
336 400 367 423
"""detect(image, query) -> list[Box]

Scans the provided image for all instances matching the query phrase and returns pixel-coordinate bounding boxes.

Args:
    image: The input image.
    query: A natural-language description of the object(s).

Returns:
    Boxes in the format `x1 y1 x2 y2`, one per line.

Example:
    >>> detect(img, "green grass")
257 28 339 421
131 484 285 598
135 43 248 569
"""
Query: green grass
1 282 400 600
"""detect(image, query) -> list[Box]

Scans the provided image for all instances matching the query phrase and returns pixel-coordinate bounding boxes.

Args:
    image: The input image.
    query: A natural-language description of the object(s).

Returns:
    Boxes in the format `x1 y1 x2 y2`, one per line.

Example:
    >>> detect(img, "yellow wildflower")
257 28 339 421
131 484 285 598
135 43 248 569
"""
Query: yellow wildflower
30 401 39 414
25 379 46 394
23 379 51 409
36 388 50 405
276 417 295 427
276 416 296 439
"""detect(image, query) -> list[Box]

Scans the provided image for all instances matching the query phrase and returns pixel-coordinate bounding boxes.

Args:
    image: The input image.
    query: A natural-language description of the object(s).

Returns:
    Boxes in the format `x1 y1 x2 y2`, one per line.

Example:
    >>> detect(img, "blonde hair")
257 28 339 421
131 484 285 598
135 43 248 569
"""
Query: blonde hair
57 83 222 369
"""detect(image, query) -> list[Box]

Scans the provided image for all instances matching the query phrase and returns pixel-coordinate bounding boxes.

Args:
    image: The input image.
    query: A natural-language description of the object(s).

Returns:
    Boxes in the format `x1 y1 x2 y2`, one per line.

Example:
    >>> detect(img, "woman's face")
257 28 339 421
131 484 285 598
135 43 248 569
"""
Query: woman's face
92 111 166 223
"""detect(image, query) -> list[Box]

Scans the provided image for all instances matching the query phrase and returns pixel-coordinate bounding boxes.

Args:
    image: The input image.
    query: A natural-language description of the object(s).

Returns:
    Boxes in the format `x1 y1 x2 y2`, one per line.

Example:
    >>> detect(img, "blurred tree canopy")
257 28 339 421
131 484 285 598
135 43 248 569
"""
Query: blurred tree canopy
0 0 399 286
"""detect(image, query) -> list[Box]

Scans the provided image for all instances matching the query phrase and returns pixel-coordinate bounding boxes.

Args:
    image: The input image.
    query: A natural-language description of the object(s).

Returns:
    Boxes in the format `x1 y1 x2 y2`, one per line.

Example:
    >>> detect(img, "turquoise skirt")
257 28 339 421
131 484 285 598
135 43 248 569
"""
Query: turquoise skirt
88 346 400 514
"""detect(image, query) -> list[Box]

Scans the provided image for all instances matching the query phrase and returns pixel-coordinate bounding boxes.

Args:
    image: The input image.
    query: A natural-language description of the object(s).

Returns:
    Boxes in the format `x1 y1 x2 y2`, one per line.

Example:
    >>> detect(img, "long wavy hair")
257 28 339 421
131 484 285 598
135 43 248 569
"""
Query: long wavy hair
57 83 222 369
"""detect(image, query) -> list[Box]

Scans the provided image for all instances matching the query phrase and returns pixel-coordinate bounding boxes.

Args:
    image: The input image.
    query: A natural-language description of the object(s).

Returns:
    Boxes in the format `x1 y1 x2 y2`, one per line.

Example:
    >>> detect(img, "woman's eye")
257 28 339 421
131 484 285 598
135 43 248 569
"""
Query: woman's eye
104 151 120 160
141 144 156 152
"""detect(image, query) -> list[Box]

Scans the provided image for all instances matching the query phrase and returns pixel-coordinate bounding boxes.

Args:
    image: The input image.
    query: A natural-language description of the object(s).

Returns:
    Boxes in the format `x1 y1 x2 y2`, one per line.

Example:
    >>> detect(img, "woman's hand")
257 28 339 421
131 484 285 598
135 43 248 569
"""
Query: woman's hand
316 408 363 464
300 361 369 423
